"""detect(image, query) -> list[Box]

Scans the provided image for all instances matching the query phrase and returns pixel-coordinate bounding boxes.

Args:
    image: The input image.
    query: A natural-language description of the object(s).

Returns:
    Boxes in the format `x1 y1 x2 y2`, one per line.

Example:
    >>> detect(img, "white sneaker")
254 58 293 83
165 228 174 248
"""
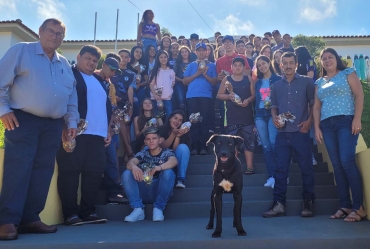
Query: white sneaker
153 207 164 222
175 180 186 188
124 208 145 222
312 154 317 165
264 177 275 188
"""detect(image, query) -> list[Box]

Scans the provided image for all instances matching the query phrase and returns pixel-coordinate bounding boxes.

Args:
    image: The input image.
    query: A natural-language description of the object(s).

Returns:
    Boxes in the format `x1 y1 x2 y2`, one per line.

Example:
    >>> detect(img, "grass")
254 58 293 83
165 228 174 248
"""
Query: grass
361 81 370 146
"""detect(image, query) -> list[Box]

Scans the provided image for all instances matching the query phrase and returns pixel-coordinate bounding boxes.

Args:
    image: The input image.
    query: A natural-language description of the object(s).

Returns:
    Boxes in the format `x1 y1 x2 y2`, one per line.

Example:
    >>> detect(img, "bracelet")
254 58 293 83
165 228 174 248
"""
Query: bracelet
159 166 163 171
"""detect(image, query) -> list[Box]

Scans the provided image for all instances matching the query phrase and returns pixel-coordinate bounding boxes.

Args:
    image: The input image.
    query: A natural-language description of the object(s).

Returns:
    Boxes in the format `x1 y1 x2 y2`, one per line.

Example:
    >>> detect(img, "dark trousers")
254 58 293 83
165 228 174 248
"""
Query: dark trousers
103 134 122 196
0 110 63 225
186 97 212 150
273 132 315 204
57 134 106 219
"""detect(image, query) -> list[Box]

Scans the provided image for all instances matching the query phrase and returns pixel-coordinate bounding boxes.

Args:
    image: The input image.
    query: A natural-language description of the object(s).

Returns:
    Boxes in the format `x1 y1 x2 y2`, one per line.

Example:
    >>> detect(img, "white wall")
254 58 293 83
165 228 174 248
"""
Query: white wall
329 45 370 59
0 32 11 59
10 33 24 46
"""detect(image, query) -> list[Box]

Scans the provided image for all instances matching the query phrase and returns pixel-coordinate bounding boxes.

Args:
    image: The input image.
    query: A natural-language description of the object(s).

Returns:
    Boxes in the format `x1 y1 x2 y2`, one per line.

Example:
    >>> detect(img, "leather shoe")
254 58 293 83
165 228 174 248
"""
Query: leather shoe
18 221 57 234
0 224 18 240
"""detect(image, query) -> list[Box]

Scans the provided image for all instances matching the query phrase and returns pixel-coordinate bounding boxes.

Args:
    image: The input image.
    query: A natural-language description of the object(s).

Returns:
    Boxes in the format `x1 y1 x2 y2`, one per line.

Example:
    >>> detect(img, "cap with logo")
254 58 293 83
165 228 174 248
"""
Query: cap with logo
104 57 122 74
195 42 206 50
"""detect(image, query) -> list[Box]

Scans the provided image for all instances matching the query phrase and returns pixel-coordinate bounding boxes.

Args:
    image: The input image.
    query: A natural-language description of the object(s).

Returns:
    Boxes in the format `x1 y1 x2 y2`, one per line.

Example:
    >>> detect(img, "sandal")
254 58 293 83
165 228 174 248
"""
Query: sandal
344 208 367 222
329 208 350 219
244 168 255 175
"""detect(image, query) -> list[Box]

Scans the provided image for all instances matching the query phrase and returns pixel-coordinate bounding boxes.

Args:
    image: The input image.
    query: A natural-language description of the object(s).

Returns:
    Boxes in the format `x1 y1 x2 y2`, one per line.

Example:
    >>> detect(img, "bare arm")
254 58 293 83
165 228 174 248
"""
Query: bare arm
160 131 177 148
217 77 231 101
137 23 142 44
347 72 364 135
307 71 314 78
313 86 323 143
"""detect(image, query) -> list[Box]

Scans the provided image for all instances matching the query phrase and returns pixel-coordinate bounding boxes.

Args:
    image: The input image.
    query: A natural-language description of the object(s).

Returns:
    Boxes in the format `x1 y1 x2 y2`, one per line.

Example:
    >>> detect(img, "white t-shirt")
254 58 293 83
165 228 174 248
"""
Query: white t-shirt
81 72 108 138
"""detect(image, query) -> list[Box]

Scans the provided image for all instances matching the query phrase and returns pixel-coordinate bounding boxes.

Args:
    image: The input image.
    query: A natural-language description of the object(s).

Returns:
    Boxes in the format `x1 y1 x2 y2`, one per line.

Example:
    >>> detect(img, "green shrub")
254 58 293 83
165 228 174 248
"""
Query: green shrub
0 122 4 149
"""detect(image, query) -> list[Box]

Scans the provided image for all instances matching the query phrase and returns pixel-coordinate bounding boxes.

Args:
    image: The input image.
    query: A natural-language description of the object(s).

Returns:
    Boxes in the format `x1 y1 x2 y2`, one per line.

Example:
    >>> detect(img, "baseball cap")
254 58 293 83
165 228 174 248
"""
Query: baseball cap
195 42 206 50
232 57 245 66
104 57 122 74
272 30 281 35
222 35 234 43
190 33 199 40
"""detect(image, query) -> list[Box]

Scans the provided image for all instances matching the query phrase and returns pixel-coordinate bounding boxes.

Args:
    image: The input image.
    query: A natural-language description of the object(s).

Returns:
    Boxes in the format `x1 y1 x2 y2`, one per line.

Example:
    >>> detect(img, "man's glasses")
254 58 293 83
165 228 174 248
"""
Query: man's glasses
44 28 65 39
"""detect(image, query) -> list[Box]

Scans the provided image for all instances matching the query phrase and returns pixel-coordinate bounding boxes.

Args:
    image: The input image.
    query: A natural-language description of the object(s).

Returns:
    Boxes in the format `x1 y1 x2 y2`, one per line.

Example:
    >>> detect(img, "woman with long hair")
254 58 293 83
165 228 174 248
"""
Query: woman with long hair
295 46 316 80
254 55 282 188
143 45 157 76
272 50 283 75
159 110 191 188
128 46 149 118
133 98 163 153
149 50 175 118
252 45 272 82
160 36 172 57
137 9 161 52
252 36 262 59
181 38 191 49
173 46 194 111
206 43 215 63
313 48 366 222
215 46 226 59
169 42 179 69
216 35 223 48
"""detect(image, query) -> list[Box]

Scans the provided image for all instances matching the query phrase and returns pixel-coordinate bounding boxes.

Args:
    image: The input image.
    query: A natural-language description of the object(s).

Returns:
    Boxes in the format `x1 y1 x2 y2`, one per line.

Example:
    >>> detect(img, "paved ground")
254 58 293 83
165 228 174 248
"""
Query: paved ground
1 216 369 249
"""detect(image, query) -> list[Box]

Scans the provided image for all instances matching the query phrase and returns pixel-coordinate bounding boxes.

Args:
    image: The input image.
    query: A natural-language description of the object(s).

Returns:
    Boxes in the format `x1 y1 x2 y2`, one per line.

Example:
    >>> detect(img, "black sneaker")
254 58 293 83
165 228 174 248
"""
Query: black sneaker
81 214 108 224
64 214 84 226
190 149 198 155
199 149 208 155
107 194 129 204
301 199 314 217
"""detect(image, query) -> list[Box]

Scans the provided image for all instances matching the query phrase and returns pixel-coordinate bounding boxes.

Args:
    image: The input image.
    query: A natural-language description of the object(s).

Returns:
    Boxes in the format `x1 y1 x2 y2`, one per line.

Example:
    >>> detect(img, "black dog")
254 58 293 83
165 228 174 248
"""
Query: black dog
206 134 247 238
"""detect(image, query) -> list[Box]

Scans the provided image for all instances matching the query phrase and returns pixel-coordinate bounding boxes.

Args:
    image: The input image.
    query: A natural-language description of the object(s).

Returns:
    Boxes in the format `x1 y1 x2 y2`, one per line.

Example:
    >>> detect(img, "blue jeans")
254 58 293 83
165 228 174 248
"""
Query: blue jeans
0 110 63 225
274 132 315 204
173 82 186 111
104 134 122 195
255 111 277 177
320 115 362 210
152 99 173 119
174 144 190 181
142 38 157 53
122 169 175 210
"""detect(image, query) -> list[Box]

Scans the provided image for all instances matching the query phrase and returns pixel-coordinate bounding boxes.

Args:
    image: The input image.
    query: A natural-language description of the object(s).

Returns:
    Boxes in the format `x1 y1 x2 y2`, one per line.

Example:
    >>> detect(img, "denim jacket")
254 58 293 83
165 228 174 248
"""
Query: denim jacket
254 73 282 117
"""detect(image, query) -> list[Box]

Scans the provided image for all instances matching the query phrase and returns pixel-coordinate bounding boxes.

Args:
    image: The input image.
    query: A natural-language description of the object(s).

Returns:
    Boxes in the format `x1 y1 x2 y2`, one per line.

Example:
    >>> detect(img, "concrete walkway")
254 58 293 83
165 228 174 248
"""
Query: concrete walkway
1 216 369 249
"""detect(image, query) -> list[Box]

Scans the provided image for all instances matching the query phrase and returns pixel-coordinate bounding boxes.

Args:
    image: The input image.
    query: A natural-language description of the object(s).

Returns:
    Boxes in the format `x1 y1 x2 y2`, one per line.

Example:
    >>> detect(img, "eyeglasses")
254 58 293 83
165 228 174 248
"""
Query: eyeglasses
44 28 65 39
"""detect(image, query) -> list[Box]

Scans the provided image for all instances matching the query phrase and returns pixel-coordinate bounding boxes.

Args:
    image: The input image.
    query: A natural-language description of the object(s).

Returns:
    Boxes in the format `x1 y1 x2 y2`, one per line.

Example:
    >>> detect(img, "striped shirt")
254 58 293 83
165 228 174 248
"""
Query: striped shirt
0 42 79 128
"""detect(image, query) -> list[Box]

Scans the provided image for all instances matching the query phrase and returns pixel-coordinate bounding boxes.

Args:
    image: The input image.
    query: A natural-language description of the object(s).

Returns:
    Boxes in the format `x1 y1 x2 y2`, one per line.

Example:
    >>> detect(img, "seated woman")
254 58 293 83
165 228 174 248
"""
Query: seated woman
133 98 163 153
158 110 191 188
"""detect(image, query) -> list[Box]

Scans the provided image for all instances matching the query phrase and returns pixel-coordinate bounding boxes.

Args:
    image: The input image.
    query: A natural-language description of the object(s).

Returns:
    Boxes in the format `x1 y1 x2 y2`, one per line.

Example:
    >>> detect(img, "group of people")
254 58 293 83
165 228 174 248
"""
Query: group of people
0 11 366 241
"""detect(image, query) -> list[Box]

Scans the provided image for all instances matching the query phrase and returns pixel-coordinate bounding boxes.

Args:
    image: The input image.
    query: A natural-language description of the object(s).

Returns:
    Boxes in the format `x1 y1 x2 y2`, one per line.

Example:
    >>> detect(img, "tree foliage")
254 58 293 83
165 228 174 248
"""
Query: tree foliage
160 27 172 37
292 34 326 57
97 54 106 70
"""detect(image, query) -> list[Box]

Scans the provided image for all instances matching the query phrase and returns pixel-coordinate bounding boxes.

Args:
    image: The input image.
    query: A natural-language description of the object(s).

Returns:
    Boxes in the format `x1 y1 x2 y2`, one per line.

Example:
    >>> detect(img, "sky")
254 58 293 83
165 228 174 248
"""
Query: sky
0 0 369 41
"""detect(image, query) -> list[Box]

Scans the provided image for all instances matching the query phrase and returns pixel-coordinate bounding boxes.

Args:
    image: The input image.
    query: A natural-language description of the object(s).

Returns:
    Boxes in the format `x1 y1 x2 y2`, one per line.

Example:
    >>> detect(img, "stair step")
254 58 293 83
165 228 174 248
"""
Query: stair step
186 162 329 175
95 199 340 220
184 173 334 187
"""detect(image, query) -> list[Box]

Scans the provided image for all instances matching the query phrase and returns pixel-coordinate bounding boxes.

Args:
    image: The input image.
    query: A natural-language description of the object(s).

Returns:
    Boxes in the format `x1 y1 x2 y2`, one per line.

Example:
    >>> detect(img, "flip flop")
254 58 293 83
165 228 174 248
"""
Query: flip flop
329 208 349 219
244 168 255 175
344 209 367 222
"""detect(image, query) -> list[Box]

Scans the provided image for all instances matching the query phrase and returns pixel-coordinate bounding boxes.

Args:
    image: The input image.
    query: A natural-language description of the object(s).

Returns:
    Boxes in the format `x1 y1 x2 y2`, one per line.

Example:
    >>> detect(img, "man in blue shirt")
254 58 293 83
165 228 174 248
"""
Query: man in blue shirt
183 43 217 155
263 52 315 218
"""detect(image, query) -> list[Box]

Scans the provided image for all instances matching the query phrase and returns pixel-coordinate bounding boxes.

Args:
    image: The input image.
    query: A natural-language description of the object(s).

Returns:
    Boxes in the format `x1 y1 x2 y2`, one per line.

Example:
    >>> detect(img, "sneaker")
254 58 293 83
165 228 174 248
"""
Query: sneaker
190 149 198 155
153 207 164 222
301 199 314 217
107 194 129 204
287 177 289 185
264 177 275 188
312 154 317 165
81 214 108 224
199 149 208 155
263 201 286 218
64 214 84 226
175 180 186 188
124 208 145 222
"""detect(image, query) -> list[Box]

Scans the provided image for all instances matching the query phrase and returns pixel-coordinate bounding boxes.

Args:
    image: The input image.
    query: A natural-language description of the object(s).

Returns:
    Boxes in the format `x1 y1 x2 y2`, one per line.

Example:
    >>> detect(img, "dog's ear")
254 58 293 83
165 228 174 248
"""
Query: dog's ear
234 136 244 149
206 134 219 146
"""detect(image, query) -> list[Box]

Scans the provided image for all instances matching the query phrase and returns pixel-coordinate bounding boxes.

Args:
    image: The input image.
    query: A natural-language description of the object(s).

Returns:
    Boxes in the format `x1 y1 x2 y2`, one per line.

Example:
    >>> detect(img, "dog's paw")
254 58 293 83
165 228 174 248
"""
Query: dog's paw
206 224 213 230
237 229 247 236
212 231 222 238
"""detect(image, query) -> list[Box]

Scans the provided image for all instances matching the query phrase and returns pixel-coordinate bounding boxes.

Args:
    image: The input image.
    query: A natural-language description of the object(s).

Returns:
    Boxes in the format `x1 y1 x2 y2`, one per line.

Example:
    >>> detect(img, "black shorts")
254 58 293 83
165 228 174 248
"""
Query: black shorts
226 124 255 152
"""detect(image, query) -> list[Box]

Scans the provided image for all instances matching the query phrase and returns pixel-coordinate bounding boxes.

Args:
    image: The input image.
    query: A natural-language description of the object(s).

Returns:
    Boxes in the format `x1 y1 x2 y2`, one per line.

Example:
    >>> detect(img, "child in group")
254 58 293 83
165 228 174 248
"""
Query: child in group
149 50 175 119
217 57 256 175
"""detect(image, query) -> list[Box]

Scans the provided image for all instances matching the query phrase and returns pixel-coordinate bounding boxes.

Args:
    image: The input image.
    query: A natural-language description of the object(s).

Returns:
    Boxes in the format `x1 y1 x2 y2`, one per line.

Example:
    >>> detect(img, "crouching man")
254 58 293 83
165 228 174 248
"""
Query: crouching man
122 128 177 222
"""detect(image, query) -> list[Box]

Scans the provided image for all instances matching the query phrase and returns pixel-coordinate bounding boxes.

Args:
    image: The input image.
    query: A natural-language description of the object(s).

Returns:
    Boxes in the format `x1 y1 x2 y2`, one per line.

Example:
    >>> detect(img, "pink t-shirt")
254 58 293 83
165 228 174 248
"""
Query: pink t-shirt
150 68 175 100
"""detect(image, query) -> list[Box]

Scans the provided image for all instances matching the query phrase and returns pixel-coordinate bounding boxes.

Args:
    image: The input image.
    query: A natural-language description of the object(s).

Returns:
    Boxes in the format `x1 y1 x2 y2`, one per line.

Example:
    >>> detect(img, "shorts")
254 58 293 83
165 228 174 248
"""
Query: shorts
226 124 255 152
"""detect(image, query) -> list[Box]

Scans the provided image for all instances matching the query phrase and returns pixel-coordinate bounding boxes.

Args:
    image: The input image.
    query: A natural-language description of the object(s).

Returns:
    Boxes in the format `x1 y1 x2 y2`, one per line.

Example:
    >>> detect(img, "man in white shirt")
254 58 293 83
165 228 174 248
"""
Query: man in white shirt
56 45 113 226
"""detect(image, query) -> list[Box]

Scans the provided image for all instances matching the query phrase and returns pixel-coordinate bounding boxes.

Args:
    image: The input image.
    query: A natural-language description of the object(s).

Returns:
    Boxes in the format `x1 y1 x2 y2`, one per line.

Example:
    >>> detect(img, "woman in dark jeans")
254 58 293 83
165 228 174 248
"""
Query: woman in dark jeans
314 48 365 222
173 46 194 111
159 110 191 188
254 55 281 188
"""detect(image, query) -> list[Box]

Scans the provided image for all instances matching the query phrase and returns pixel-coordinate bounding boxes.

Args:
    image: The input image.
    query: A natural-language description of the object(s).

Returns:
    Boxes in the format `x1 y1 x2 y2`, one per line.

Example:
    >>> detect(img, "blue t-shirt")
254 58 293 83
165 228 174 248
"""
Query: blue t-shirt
315 68 355 121
258 79 270 109
183 61 217 98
